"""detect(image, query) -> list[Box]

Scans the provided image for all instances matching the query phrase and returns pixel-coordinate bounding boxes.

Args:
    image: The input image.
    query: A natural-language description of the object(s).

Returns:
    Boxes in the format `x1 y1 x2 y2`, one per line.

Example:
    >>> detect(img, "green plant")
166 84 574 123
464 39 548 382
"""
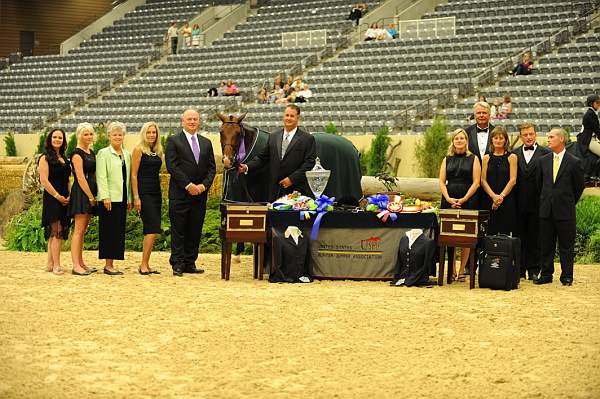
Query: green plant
36 131 48 154
66 133 77 158
92 123 109 153
415 116 450 177
574 195 600 260
366 126 391 176
4 132 17 156
5 200 46 251
161 129 175 151
324 122 338 135
359 149 369 176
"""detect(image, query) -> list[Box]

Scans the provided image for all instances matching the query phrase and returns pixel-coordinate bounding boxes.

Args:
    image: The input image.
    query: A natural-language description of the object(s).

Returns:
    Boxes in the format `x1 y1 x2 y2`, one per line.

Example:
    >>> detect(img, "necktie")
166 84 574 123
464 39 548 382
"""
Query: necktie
524 146 535 151
476 127 487 133
191 135 200 163
553 154 560 183
281 133 290 159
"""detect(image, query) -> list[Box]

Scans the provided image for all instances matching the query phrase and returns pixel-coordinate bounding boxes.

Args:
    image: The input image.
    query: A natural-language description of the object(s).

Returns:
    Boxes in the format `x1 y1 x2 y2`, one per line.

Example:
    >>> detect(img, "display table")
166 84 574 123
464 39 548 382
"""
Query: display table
268 210 438 280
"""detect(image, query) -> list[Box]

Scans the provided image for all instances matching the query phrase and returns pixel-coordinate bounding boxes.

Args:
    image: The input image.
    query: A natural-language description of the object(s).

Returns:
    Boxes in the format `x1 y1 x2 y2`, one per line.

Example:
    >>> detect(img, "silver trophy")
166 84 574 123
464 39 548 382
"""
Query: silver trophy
306 157 331 198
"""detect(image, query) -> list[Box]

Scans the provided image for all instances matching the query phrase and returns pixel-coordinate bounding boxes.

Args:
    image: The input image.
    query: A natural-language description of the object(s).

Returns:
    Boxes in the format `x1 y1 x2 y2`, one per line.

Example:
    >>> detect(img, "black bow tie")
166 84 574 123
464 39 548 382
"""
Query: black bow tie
476 127 488 133
524 146 535 151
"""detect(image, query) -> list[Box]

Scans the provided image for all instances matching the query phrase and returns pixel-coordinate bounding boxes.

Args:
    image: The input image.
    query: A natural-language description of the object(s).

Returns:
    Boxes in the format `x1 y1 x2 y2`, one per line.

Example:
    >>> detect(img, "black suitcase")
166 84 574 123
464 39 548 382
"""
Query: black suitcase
479 235 521 290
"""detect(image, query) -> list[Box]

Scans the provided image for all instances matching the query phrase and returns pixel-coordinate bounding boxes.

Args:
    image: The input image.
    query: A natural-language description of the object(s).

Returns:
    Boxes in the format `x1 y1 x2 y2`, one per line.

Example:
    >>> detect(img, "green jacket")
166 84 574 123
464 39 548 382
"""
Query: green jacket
96 145 132 203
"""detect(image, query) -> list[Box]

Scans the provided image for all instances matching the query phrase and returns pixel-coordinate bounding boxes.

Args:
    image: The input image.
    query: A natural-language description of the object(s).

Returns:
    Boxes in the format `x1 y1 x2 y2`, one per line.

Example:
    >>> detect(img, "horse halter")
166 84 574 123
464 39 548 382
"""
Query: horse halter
220 120 244 170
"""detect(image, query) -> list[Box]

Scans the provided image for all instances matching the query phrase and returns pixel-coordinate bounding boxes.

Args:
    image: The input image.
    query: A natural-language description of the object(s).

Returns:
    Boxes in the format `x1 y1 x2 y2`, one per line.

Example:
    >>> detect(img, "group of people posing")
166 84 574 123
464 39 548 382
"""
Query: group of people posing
40 109 216 277
439 98 600 286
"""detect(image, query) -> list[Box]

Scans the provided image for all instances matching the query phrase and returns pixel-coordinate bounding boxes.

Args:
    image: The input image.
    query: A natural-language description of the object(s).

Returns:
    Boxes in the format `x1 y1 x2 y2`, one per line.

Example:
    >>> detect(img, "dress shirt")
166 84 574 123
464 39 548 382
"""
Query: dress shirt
524 143 537 164
283 127 297 144
553 148 566 173
476 126 490 159
183 129 201 190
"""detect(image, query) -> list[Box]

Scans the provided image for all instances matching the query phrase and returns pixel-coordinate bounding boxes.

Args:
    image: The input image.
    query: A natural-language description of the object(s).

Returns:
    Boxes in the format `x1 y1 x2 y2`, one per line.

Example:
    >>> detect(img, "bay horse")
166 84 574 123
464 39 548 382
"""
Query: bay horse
217 112 363 204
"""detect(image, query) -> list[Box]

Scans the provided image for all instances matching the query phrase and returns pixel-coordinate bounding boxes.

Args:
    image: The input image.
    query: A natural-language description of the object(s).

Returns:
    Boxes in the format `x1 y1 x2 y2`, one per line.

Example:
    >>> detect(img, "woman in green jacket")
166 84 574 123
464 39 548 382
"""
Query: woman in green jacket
96 121 133 275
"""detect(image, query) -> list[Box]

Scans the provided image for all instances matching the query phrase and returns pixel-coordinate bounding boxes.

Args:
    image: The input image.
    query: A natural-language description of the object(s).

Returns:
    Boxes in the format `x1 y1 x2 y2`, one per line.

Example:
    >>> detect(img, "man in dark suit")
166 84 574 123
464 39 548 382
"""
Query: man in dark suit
514 123 550 280
165 109 216 277
465 101 495 163
240 104 316 201
535 128 585 286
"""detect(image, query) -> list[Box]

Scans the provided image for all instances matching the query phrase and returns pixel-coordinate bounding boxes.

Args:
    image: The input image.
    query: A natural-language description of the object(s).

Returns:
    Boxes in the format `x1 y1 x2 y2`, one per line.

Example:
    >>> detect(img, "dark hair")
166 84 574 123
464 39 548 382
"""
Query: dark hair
44 128 67 165
286 103 301 116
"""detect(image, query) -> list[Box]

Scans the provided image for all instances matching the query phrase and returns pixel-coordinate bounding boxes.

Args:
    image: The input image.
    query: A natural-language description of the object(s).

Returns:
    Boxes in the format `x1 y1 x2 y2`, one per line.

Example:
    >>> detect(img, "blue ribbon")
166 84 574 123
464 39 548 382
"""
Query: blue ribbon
367 194 389 210
310 195 335 240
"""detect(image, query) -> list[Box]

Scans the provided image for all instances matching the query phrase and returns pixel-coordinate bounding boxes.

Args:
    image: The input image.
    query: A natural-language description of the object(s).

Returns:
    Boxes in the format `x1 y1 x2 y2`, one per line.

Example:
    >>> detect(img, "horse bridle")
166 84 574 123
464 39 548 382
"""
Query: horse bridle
220 121 244 171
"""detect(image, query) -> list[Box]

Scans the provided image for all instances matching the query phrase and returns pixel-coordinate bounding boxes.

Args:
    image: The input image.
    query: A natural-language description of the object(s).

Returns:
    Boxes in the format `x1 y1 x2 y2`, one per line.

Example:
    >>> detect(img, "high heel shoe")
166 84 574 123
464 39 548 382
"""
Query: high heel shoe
72 269 91 276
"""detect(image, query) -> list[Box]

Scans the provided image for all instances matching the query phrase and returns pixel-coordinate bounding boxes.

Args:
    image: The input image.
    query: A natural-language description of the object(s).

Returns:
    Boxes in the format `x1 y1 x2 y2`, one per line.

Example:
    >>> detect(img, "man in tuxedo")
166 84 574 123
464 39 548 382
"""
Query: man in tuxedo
466 101 495 163
514 123 550 280
165 109 216 277
534 128 585 286
465 101 495 211
240 104 316 201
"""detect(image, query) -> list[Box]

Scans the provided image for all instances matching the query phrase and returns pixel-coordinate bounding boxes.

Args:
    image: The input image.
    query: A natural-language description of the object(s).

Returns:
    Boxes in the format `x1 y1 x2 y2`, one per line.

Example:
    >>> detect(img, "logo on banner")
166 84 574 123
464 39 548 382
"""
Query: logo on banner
360 236 381 251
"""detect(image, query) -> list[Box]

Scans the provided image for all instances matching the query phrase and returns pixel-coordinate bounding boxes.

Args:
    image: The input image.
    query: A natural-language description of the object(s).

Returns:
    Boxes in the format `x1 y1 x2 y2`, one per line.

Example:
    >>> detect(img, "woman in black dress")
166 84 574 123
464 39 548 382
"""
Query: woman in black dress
439 128 481 281
39 128 71 275
68 122 98 276
481 126 518 235
131 121 163 275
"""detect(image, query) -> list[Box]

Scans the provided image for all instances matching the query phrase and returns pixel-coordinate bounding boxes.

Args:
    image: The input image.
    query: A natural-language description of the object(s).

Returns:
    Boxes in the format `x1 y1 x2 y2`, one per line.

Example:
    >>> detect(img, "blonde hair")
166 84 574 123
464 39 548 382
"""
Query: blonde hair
447 128 471 156
107 121 126 136
473 101 491 112
137 121 163 156
76 122 95 144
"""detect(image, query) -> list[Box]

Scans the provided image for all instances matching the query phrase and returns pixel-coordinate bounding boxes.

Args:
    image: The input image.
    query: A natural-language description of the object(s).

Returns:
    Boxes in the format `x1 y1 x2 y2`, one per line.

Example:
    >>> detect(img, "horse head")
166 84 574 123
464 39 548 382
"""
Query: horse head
217 112 247 170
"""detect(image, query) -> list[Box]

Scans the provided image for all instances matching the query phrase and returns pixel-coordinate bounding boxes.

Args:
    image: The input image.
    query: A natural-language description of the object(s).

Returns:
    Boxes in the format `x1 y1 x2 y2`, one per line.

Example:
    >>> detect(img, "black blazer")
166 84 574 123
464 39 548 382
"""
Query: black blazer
514 144 550 214
247 127 316 201
577 107 600 153
466 123 495 161
537 151 585 221
165 131 216 201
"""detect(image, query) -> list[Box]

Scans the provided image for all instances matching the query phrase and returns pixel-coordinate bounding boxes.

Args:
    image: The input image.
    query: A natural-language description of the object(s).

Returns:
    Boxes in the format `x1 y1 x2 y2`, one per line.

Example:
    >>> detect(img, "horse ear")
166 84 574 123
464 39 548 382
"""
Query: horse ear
216 112 227 122
237 112 247 123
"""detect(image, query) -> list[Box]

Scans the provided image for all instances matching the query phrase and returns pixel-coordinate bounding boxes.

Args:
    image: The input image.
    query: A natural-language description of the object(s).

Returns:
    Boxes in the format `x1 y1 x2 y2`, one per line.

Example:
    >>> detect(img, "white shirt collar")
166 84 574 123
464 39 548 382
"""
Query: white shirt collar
283 127 297 140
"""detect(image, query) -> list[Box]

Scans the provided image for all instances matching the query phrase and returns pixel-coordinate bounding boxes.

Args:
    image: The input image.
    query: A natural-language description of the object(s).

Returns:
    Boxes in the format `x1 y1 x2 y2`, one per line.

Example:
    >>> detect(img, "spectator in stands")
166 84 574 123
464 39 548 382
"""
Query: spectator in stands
347 3 367 26
223 79 239 96
512 51 534 76
192 24 201 47
285 75 294 88
39 128 70 275
439 128 481 281
166 21 178 55
207 81 223 97
276 83 293 104
365 23 379 41
387 23 399 39
496 95 513 120
181 21 192 48
291 77 303 89
295 83 312 103
270 85 284 103
481 126 517 236
131 122 163 275
69 123 98 276
273 76 283 90
490 98 500 119
257 87 268 103
96 121 133 276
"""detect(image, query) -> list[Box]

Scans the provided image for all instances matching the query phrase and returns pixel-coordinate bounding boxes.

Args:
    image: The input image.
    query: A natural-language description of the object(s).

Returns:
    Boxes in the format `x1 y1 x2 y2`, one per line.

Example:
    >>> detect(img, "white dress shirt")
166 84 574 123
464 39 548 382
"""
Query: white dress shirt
523 143 537 164
476 126 490 160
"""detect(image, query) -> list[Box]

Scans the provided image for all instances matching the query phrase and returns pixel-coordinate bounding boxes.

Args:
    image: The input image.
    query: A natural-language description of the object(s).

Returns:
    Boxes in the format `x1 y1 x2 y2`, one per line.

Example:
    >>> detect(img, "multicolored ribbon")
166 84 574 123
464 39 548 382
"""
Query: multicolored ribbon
366 194 398 223
310 195 335 240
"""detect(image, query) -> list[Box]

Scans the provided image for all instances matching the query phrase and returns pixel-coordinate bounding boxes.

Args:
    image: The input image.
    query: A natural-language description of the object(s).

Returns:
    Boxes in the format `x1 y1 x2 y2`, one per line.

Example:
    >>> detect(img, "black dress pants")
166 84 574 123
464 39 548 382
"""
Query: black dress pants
98 201 126 260
515 210 542 277
539 215 576 282
169 197 206 271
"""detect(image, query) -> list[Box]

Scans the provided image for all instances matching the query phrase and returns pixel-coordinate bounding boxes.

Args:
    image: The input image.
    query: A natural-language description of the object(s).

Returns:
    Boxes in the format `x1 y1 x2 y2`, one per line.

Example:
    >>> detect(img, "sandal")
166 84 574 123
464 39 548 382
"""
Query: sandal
457 275 466 282
52 266 65 275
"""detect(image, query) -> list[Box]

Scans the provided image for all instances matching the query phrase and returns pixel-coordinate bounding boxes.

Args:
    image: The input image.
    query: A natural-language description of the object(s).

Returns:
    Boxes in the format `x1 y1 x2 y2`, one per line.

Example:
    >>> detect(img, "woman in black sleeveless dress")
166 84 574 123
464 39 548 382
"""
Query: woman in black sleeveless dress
39 129 71 275
439 128 481 280
481 126 518 235
131 122 163 275
68 123 98 276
